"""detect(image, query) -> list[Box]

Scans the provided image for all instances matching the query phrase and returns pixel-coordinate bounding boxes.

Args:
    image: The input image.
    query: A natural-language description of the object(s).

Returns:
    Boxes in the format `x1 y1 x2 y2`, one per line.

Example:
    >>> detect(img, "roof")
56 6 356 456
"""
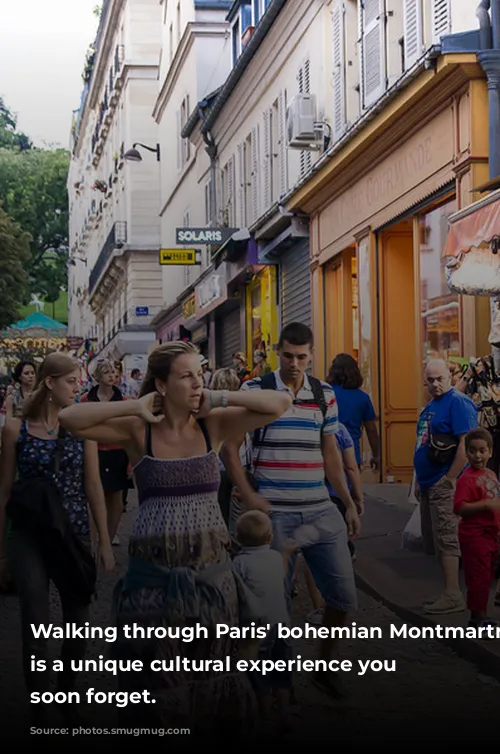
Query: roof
9 312 68 331
201 0 287 133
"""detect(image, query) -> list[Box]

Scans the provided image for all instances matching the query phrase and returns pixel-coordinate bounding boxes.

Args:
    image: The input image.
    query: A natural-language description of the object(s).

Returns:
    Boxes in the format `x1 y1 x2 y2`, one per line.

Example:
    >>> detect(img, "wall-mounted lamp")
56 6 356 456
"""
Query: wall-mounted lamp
124 142 160 162
68 256 87 266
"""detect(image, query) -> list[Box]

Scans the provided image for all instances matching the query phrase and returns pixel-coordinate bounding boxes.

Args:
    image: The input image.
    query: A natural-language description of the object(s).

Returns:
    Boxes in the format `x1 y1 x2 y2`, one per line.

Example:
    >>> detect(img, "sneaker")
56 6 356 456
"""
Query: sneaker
112 535 120 546
422 591 465 615
306 608 324 626
468 618 498 639
313 671 350 700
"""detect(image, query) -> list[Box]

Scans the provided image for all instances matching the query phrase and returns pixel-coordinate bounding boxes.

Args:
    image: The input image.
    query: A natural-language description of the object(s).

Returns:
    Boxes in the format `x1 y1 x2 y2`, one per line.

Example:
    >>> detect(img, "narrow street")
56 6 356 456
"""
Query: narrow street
1 493 499 741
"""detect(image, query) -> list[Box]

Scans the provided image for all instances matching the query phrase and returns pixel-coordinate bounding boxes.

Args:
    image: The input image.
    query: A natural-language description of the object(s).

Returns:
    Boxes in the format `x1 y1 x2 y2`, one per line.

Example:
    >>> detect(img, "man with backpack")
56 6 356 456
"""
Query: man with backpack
221 322 360 700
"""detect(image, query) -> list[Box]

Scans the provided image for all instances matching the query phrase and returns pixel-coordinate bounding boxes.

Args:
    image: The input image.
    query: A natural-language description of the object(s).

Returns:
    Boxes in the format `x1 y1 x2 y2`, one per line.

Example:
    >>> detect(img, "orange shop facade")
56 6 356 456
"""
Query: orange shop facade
288 56 491 484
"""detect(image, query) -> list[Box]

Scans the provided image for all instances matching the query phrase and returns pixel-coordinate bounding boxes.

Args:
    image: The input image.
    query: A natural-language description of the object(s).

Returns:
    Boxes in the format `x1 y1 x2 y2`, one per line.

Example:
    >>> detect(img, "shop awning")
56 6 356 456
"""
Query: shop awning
443 190 500 259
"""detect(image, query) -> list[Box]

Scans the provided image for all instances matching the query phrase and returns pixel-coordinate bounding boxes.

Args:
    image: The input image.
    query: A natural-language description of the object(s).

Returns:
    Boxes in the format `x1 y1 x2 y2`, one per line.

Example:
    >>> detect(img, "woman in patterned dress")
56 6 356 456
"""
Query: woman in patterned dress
59 341 291 735
0 353 115 726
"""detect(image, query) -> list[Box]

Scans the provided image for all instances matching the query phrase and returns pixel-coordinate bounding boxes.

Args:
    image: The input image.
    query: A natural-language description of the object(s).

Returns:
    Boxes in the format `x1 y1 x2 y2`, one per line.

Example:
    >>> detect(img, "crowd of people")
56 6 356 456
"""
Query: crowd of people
0 324 499 737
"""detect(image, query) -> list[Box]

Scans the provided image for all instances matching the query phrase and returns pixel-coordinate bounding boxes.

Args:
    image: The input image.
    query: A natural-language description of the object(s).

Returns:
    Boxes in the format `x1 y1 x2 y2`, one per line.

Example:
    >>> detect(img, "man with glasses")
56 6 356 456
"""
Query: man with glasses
414 359 478 614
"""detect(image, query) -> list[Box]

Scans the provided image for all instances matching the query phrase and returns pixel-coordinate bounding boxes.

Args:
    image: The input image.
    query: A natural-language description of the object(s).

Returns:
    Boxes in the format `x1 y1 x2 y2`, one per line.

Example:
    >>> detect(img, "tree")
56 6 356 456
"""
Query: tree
0 146 70 303
0 97 32 151
0 204 30 329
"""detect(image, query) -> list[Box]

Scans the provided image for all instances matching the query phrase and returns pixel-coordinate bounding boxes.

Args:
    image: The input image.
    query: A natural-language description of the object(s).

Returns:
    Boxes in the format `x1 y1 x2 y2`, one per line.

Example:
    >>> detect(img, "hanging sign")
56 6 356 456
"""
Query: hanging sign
176 228 238 245
160 249 199 265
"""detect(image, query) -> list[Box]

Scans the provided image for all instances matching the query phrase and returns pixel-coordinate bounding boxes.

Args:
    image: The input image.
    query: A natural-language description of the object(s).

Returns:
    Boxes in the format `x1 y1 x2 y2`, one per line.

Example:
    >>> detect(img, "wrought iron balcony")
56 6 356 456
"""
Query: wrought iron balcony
89 221 127 295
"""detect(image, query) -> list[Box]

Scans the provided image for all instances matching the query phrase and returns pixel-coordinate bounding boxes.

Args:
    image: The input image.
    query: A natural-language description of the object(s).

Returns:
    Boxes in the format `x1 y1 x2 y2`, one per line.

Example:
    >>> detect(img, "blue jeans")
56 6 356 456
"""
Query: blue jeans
269 505 357 613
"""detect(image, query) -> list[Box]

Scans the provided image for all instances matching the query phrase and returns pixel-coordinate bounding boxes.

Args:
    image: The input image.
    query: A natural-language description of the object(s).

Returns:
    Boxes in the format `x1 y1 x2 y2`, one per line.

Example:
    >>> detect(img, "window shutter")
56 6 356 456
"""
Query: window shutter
227 156 235 226
360 0 386 109
176 110 181 170
251 125 259 222
332 0 346 140
431 0 451 42
403 0 422 69
278 90 287 196
237 142 245 225
263 109 271 210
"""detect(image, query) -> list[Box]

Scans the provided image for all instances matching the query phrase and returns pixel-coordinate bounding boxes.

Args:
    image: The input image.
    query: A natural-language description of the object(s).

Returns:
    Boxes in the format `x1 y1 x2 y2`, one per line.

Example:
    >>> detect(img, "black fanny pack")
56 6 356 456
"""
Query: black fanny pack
427 433 458 465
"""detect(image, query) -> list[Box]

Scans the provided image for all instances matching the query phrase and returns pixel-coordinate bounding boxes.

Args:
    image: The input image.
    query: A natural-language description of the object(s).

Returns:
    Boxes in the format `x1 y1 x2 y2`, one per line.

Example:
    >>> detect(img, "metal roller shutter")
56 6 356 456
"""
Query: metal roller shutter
281 241 311 329
217 308 241 367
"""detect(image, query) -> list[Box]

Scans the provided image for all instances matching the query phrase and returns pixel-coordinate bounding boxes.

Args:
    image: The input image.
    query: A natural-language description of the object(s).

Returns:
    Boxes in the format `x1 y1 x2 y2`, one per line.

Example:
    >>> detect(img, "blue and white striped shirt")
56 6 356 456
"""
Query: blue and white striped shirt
241 370 338 510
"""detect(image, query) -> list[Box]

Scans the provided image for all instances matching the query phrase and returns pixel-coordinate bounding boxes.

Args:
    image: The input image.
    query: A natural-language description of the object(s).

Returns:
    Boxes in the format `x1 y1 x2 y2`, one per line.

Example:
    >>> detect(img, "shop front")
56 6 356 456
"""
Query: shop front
194 263 229 367
286 55 490 483
259 218 312 331
155 303 191 344
245 264 278 372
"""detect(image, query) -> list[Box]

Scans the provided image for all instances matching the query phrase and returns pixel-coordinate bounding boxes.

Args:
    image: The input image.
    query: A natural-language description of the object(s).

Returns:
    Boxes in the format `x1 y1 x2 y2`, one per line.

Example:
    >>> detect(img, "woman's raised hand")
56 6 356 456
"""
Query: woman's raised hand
138 392 164 423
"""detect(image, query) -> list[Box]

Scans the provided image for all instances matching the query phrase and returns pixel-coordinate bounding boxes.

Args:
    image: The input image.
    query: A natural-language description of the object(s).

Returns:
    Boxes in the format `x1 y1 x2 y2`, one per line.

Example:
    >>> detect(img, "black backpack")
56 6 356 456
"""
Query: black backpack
250 371 328 475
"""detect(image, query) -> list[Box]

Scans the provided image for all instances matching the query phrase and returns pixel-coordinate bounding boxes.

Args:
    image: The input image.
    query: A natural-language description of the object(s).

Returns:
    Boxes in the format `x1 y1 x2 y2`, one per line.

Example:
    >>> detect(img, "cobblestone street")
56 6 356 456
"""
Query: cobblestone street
1 495 500 741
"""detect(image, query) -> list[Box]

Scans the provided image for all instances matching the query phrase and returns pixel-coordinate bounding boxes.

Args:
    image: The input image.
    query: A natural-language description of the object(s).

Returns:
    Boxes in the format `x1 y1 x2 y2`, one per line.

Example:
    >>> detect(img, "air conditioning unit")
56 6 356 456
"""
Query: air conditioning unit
286 94 318 149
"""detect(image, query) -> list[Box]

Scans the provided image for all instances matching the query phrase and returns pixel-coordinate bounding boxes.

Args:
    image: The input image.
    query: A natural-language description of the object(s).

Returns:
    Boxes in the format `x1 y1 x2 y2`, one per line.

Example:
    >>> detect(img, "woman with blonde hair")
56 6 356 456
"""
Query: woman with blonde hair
0 353 114 726
80 359 129 545
59 341 291 735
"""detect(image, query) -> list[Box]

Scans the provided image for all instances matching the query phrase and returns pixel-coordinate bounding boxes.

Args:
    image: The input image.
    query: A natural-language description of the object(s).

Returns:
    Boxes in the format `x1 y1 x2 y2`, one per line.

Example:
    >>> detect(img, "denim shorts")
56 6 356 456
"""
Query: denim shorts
270 505 357 612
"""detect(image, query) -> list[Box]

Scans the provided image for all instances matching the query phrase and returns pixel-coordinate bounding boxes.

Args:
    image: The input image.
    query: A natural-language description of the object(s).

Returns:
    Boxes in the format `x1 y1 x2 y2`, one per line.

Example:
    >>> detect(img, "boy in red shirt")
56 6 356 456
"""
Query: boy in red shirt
454 427 500 629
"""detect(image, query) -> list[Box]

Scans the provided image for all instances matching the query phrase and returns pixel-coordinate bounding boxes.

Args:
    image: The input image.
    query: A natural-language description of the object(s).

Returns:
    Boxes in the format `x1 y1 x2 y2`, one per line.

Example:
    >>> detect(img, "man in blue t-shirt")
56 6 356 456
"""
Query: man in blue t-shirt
414 359 478 616
327 423 364 559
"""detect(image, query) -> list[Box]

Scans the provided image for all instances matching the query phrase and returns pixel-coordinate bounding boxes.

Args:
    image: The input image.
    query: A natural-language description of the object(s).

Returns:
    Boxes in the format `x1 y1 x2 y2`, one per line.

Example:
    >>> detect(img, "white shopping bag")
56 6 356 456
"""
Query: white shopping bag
401 504 423 552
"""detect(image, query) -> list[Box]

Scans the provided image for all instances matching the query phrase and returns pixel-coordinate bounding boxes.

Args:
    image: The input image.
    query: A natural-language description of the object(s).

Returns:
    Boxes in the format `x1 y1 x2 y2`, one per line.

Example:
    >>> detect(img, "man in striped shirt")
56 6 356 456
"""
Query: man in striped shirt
221 322 360 700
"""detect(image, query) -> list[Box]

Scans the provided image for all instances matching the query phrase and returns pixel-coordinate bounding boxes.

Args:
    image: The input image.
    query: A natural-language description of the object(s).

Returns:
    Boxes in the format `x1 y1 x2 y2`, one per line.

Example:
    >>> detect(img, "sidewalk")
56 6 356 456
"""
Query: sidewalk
356 484 500 678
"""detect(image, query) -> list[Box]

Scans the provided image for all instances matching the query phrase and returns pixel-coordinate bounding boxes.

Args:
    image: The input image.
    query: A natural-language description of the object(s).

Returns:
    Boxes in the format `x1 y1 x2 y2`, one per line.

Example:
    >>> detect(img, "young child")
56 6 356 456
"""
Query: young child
453 427 500 629
232 510 295 729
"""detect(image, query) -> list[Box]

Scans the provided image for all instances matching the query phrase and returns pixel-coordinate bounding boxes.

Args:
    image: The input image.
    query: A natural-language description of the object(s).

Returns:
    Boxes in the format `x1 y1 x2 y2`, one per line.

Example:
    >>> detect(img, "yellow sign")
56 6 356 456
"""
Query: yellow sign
160 249 197 265
182 294 196 320
1 337 67 350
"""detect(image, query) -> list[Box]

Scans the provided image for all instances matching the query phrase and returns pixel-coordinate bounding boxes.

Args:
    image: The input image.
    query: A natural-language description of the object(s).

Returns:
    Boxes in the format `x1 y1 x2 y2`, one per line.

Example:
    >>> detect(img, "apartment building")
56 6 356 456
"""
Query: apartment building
150 0 232 358
158 0 489 479
67 0 163 376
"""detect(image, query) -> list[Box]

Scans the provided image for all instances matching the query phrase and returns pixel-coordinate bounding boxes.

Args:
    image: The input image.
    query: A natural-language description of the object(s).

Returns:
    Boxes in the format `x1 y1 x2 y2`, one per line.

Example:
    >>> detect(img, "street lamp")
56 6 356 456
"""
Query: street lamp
124 142 160 162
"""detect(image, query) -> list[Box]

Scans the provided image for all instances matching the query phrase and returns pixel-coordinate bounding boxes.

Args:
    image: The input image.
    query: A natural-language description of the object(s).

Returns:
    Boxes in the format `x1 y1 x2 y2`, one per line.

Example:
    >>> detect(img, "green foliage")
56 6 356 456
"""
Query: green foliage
0 97 32 151
0 204 31 329
0 146 70 304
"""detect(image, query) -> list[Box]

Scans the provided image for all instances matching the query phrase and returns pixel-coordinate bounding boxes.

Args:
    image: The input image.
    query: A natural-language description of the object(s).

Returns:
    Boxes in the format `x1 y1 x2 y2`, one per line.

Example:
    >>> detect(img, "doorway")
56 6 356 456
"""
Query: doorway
378 220 418 482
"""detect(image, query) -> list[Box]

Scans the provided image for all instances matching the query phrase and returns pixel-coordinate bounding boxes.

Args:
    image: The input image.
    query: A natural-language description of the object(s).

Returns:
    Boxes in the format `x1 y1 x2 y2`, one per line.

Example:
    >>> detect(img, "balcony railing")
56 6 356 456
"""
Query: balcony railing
89 221 127 295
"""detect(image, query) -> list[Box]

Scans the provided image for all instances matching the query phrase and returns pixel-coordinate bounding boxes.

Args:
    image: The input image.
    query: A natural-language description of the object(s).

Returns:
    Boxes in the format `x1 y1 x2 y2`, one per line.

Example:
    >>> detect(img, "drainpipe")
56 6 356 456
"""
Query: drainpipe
198 105 218 227
476 1 500 366
199 105 218 368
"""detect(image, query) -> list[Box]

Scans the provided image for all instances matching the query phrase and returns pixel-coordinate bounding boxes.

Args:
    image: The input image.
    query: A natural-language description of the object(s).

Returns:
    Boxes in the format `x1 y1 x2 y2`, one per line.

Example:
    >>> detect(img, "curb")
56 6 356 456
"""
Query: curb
354 566 500 683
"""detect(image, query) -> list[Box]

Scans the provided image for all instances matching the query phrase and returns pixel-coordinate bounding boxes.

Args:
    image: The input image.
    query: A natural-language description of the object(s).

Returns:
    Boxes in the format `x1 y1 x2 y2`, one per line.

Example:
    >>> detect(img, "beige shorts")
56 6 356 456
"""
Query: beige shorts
419 475 460 558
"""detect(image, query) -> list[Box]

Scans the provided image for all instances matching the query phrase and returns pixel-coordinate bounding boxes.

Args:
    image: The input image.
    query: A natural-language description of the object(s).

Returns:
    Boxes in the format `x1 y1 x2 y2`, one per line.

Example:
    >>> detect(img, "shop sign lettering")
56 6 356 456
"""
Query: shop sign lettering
1 337 67 350
195 265 227 317
176 228 238 245
182 295 196 320
319 108 454 248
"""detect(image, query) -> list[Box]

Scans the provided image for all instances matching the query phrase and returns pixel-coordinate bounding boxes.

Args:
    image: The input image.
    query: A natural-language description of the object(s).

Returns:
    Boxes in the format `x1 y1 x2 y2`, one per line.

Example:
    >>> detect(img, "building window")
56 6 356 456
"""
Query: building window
177 2 181 43
220 157 235 227
419 198 459 366
359 0 387 110
231 1 252 64
177 96 190 170
244 132 252 225
297 60 312 177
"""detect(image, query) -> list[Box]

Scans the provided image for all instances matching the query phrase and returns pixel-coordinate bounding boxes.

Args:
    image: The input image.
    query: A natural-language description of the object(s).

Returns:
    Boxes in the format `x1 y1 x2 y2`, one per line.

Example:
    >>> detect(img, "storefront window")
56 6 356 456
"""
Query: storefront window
419 198 459 367
250 278 262 354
